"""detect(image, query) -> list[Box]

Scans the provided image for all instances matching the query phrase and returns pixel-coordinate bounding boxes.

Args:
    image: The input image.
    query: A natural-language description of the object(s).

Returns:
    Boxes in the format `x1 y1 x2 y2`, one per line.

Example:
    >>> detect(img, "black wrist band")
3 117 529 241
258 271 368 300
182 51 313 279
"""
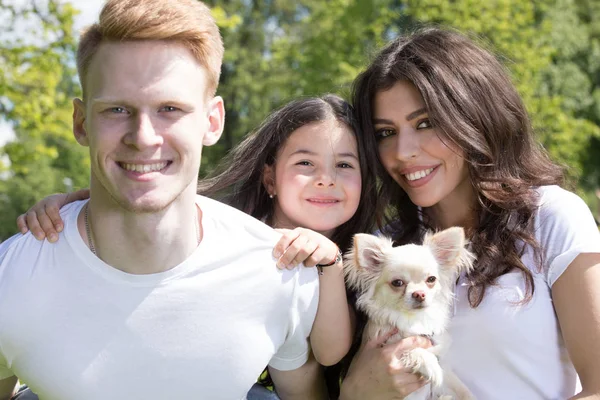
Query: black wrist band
316 249 343 275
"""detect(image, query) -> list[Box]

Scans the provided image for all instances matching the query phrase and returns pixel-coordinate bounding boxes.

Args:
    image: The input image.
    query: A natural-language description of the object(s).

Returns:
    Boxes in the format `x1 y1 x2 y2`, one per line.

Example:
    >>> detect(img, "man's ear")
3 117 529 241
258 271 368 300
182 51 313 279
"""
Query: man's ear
73 98 89 147
202 96 225 146
262 164 275 197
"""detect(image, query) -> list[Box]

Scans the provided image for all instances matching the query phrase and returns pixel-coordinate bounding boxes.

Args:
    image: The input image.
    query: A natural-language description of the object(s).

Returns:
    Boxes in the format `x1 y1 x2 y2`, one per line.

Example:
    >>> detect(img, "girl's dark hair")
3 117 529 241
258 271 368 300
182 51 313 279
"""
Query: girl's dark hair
198 94 379 253
352 27 564 307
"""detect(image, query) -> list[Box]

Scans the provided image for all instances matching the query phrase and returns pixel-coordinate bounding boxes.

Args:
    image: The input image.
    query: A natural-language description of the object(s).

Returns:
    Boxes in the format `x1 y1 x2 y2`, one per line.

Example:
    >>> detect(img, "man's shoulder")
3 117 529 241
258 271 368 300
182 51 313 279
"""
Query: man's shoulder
0 201 82 272
197 195 280 244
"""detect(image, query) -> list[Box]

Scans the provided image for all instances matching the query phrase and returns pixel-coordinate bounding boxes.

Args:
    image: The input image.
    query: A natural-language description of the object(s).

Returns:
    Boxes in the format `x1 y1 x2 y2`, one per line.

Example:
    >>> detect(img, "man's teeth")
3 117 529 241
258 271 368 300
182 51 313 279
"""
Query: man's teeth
405 168 434 181
122 162 168 173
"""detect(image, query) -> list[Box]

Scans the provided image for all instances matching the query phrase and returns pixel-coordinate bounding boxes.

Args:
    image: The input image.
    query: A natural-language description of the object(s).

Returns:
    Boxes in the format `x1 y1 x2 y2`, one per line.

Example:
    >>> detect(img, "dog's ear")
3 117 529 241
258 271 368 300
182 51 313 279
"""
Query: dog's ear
352 234 391 274
424 227 467 269
344 234 392 290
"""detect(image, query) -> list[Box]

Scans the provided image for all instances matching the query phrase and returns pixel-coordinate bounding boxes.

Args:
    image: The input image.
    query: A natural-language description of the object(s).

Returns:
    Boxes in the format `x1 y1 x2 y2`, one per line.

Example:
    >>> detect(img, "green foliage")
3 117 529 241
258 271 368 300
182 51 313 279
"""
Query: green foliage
1 0 599 240
0 0 87 240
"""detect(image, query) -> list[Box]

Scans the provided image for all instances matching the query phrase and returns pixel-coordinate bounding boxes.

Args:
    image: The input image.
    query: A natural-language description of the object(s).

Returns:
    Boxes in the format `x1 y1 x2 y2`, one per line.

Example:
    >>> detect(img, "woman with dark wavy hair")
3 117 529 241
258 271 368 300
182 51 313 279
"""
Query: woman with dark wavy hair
340 27 600 399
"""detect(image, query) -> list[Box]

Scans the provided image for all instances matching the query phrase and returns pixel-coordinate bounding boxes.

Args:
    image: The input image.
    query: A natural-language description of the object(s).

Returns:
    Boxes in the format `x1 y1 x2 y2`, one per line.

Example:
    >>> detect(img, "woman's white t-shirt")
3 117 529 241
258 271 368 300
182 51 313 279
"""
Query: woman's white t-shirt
447 185 600 399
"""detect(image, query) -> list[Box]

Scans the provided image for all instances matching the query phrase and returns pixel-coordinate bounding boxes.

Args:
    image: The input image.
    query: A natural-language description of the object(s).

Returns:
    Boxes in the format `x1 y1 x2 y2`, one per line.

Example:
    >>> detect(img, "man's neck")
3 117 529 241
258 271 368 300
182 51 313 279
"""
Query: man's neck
77 193 201 275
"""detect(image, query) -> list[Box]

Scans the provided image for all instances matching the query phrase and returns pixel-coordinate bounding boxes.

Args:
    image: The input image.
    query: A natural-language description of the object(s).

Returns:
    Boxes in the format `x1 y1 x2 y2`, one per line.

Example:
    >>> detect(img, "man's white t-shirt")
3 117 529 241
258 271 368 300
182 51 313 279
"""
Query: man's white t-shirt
447 185 600 399
0 196 319 400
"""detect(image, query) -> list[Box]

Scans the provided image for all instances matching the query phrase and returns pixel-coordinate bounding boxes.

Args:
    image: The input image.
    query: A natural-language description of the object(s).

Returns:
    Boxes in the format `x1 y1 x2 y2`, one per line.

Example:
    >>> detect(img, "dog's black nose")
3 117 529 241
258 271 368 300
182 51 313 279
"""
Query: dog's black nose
412 291 426 302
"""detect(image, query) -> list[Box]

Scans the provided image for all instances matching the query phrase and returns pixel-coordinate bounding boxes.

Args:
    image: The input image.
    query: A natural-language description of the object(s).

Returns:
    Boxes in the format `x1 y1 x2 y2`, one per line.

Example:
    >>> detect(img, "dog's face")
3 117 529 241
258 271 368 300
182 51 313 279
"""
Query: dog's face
345 227 474 316
374 244 444 310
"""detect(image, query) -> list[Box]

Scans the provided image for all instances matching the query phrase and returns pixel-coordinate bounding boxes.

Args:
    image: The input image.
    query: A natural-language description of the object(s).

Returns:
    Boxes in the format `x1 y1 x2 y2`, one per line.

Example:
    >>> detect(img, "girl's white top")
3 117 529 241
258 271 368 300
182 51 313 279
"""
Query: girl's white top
448 185 600 399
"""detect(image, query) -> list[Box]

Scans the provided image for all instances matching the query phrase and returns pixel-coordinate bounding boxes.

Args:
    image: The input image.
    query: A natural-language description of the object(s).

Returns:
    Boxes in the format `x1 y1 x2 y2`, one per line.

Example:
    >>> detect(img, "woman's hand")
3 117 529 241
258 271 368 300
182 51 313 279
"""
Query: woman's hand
16 189 90 242
339 330 431 400
272 227 339 269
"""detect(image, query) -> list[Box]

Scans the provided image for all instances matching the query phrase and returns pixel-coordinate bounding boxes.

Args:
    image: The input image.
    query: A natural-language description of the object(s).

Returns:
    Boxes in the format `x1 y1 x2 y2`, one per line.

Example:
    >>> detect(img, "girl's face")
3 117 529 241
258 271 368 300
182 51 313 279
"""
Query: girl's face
263 119 362 238
373 80 472 211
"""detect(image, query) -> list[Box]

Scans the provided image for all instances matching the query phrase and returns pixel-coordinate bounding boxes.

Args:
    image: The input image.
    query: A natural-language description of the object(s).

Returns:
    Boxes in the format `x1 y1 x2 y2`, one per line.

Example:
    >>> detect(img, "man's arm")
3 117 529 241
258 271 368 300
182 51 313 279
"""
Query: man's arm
269 352 327 400
0 376 17 400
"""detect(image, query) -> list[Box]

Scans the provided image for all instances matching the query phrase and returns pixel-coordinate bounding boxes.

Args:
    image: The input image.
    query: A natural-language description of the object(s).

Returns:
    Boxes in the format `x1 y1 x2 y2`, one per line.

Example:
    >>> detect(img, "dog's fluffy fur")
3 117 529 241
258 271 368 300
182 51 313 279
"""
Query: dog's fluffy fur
344 227 475 400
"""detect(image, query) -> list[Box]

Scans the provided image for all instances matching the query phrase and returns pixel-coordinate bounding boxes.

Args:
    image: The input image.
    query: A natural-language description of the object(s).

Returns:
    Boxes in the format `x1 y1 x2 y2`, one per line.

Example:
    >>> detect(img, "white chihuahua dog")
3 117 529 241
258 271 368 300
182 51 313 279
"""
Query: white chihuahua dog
344 227 475 400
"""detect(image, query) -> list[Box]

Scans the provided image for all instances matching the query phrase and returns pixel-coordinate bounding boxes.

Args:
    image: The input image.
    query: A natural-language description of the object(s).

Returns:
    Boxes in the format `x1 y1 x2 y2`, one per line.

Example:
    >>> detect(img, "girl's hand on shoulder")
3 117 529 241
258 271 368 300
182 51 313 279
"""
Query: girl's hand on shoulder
340 330 431 400
273 227 340 269
16 189 90 242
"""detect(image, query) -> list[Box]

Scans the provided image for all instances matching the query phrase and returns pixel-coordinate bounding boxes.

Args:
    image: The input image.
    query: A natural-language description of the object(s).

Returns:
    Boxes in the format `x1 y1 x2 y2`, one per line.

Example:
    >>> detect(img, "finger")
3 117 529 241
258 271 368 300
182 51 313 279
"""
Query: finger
44 202 65 234
304 243 341 268
289 239 319 268
273 229 301 260
66 188 90 203
25 211 46 241
16 214 29 234
364 327 399 348
37 207 59 243
277 235 310 269
392 335 431 354
395 379 427 397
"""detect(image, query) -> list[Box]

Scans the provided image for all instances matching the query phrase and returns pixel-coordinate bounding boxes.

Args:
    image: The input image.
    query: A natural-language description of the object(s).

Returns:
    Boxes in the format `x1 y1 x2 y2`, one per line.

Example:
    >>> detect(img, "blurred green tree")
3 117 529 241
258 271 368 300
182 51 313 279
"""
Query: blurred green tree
0 0 87 240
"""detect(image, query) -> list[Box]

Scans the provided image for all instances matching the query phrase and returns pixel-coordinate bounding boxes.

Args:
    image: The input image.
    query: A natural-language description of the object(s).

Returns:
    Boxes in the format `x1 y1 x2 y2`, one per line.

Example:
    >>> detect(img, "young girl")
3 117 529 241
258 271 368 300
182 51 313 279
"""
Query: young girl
16 94 379 399
339 28 600 399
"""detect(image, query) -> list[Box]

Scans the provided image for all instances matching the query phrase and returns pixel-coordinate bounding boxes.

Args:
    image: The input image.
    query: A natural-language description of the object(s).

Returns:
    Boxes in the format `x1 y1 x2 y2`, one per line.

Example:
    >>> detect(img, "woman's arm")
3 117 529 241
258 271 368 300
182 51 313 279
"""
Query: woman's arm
16 189 89 241
273 228 353 366
553 252 600 400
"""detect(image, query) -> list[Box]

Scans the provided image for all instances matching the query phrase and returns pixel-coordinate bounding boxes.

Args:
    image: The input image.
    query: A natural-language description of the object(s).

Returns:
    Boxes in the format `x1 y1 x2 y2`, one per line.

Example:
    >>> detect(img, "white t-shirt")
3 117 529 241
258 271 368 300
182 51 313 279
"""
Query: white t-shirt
0 196 319 400
447 185 600 399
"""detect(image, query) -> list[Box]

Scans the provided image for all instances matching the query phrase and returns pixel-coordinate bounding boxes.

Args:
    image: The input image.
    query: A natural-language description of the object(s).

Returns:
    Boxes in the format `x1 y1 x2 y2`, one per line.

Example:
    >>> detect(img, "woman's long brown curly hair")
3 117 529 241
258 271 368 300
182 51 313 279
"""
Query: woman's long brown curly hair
352 27 565 307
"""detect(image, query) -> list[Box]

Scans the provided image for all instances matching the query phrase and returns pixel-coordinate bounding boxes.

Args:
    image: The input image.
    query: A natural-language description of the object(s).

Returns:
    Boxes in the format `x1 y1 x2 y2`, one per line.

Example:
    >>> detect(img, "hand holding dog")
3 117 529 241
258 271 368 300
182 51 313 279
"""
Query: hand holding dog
340 329 431 400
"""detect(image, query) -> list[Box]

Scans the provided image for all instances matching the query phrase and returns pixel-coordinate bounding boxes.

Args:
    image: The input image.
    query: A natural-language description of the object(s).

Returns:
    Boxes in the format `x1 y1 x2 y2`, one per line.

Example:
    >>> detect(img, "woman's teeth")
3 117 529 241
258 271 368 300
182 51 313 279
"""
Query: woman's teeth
405 168 434 181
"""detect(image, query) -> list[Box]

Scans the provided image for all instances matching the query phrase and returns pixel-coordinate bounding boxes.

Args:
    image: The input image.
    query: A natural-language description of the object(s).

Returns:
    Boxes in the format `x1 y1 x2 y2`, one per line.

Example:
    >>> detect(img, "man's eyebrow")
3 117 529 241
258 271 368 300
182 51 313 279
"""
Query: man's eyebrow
372 108 428 124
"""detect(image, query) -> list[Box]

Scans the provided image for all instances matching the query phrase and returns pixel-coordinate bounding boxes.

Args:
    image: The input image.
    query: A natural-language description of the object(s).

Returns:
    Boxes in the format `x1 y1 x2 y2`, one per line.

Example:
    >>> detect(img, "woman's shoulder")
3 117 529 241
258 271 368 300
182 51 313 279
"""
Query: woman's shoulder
534 185 591 222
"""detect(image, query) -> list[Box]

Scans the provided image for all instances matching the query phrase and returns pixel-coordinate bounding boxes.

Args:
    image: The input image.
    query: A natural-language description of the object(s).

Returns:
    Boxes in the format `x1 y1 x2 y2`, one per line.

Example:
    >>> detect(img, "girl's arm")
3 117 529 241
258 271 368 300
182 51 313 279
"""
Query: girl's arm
269 351 328 400
274 228 353 366
16 189 89 241
552 252 600 400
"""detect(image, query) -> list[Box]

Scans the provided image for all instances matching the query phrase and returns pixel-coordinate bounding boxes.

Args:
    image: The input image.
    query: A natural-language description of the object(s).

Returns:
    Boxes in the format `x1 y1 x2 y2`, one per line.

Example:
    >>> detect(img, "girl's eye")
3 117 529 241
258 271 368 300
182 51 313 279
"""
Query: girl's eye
416 119 432 130
296 161 313 166
337 162 353 169
391 279 405 287
374 128 395 141
426 276 437 283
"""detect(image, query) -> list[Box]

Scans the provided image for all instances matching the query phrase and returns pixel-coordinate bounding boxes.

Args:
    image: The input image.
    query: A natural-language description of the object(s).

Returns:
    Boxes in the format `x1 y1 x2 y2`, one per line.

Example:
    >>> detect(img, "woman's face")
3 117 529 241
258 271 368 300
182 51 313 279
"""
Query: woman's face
372 80 471 210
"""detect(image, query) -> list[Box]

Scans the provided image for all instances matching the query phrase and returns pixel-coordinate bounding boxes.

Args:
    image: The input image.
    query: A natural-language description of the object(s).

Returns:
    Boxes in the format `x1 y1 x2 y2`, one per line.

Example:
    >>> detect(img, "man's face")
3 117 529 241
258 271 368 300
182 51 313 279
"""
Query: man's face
73 41 224 213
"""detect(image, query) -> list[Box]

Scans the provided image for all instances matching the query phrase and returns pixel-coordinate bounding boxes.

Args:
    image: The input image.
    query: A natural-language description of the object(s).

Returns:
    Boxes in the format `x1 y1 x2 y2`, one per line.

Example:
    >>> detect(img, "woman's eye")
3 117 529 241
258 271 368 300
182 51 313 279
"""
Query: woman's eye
296 161 312 166
375 128 395 140
416 119 432 129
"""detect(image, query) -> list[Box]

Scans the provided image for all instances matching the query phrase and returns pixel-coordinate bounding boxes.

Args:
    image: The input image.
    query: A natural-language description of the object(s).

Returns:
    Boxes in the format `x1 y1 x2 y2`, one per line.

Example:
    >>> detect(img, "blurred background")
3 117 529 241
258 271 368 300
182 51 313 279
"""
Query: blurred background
1 0 599 240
